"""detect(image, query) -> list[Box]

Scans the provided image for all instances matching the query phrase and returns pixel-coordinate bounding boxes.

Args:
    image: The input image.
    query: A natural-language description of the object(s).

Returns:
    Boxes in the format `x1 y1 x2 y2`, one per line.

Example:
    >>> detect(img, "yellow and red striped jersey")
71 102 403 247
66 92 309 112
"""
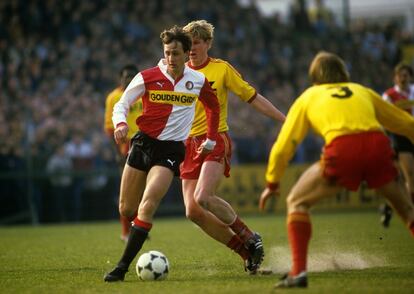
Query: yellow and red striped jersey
266 82 414 185
187 58 257 137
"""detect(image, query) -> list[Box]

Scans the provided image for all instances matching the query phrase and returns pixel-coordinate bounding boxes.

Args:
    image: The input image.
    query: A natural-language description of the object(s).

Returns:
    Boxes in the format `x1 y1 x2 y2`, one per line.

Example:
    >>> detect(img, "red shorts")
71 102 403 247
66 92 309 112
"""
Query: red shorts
322 131 398 191
180 132 232 180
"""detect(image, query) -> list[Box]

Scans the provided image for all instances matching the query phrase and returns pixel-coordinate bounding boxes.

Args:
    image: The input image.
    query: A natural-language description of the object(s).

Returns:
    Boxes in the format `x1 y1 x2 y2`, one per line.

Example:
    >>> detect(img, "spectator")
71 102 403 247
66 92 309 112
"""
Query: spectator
289 0 311 33
46 145 73 222
308 0 335 35
0 0 412 222
64 131 94 222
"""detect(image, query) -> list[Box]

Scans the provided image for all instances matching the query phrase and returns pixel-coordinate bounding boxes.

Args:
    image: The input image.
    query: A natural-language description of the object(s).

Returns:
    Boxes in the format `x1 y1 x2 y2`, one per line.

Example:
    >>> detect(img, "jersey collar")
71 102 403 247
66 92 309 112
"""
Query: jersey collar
187 57 210 70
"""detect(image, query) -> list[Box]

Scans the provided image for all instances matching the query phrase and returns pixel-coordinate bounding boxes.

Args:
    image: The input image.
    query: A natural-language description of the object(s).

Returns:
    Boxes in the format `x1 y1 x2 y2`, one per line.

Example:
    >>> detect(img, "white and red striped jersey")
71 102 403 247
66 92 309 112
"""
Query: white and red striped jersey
382 84 414 116
113 63 219 141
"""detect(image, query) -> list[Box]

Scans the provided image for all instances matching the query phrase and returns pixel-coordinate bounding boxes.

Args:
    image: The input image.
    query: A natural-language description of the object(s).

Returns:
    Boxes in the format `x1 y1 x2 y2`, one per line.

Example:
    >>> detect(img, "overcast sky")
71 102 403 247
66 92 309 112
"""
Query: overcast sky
238 0 414 29
240 0 414 19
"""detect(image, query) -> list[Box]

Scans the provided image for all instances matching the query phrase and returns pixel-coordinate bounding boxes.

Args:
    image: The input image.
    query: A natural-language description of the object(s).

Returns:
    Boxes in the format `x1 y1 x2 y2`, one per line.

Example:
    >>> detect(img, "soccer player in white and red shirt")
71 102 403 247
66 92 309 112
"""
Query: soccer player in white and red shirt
381 63 414 227
104 26 220 282
181 20 286 274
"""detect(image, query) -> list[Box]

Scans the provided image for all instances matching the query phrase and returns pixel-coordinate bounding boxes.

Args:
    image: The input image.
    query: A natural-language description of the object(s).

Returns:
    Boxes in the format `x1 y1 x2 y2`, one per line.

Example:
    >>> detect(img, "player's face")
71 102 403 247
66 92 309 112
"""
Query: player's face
120 70 137 90
395 69 412 91
164 41 189 79
189 37 210 67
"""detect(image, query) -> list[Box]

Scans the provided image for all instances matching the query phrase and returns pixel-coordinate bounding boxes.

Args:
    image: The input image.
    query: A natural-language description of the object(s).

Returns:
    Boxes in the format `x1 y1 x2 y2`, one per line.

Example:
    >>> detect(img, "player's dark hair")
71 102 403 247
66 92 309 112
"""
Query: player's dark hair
394 63 413 77
120 64 138 77
309 51 350 84
160 26 192 53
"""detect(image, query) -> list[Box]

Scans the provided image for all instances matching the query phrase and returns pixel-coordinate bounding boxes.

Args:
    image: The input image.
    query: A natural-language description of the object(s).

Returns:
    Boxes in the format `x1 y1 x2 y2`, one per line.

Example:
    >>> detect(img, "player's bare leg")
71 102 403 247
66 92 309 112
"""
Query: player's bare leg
192 161 264 273
118 162 151 242
375 178 414 237
277 162 342 288
183 179 235 243
118 164 146 219
116 152 132 242
193 161 235 223
120 215 131 242
380 159 408 228
399 153 414 202
137 166 173 223
182 179 250 263
287 163 343 213
104 165 173 282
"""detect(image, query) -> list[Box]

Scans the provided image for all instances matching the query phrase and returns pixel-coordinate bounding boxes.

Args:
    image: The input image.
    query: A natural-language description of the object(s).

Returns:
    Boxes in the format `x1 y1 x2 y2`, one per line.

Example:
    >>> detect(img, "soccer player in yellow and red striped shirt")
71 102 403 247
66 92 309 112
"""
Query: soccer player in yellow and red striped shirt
181 20 285 274
259 52 414 288
104 64 142 242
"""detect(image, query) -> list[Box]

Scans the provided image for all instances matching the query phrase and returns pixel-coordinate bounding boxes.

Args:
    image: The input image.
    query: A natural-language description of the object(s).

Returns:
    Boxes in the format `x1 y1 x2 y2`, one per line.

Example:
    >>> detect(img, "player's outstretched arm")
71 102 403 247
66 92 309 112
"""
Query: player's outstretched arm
250 94 286 122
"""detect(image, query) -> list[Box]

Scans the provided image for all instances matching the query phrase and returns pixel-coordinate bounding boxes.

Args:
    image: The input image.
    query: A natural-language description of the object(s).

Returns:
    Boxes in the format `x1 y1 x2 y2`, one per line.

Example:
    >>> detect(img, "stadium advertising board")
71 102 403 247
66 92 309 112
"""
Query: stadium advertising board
218 164 382 213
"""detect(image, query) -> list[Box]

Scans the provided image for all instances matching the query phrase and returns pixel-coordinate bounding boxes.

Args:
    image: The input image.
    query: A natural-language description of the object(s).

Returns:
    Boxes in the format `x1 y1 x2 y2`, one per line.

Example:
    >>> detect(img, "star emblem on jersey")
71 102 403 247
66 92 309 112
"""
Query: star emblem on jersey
167 159 175 166
209 81 217 93
185 81 194 90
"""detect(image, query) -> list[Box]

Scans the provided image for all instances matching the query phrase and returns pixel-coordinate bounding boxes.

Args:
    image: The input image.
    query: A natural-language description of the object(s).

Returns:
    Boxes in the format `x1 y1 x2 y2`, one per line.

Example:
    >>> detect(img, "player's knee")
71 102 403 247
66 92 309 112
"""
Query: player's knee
119 204 135 218
185 203 204 223
286 194 308 212
194 193 209 210
193 187 209 208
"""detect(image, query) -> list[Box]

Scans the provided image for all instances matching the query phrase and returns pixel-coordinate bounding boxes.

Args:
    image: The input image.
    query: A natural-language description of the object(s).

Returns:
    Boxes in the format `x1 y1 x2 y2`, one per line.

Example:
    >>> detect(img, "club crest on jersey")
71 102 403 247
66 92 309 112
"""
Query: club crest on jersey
149 90 197 106
185 81 194 90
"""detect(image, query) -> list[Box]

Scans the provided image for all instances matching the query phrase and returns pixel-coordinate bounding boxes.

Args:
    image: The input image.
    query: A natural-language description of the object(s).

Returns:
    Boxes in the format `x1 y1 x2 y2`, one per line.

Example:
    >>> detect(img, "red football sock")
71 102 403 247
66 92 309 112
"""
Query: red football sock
409 221 414 238
133 218 153 231
230 216 254 243
287 212 312 276
226 234 249 260
120 215 131 237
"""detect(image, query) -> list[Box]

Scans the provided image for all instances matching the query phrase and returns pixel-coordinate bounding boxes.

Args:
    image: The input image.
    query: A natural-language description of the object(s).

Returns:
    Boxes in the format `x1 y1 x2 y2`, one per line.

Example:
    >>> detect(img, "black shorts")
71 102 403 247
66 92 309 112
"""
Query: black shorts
392 134 414 155
127 131 185 176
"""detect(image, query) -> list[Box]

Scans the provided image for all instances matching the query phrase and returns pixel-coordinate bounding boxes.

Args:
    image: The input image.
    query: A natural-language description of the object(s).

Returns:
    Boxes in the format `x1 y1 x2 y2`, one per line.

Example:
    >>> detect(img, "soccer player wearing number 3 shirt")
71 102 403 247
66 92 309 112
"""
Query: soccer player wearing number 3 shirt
259 52 414 288
181 20 286 274
104 26 219 282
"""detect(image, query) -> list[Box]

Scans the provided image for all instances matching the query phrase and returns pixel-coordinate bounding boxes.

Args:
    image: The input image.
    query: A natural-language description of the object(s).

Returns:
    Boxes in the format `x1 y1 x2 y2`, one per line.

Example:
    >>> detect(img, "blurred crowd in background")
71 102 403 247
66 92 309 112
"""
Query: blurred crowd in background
1 0 413 223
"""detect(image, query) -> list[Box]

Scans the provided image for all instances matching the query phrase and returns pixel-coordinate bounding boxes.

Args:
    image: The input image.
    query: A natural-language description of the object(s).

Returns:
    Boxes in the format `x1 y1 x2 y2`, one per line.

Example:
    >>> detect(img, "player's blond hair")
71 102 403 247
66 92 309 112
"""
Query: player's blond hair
183 20 214 42
309 51 350 84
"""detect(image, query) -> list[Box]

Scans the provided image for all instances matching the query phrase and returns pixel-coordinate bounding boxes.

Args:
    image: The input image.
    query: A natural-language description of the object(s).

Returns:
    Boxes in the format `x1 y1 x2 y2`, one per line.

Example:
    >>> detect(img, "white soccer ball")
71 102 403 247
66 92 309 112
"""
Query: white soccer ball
136 250 169 281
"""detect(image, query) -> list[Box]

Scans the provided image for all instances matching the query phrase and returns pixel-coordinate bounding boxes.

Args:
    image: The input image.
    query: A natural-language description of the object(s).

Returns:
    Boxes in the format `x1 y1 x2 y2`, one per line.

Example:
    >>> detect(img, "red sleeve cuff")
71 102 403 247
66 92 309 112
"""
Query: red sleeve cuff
247 91 257 104
116 122 127 129
266 182 279 191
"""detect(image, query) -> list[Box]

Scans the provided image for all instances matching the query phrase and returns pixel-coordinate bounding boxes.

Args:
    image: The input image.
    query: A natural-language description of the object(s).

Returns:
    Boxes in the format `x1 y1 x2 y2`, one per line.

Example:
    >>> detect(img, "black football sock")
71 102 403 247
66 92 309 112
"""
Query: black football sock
117 226 149 269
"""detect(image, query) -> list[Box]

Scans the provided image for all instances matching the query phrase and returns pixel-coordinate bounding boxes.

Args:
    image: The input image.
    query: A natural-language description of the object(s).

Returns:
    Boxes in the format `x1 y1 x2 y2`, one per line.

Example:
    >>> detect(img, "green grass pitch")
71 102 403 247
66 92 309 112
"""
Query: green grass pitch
0 211 413 293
